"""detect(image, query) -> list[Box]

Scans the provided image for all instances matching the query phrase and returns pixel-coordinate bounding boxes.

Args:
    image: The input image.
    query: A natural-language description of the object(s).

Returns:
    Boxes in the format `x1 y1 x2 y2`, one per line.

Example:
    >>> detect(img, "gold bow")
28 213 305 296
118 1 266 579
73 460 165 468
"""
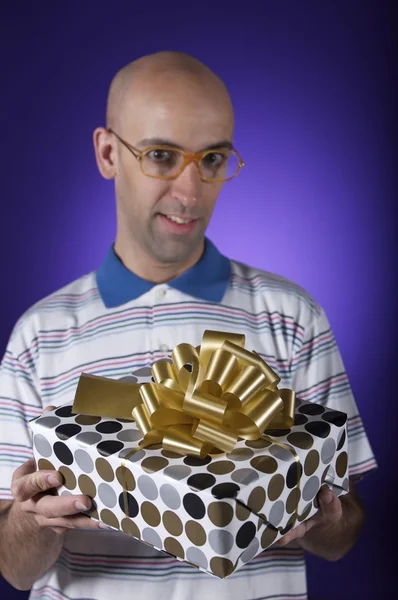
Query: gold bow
73 330 296 458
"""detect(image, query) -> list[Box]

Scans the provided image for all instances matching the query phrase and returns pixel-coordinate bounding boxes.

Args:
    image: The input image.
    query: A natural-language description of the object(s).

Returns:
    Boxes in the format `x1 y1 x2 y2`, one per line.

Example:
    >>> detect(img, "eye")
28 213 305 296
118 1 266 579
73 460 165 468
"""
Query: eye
202 152 226 166
147 149 173 162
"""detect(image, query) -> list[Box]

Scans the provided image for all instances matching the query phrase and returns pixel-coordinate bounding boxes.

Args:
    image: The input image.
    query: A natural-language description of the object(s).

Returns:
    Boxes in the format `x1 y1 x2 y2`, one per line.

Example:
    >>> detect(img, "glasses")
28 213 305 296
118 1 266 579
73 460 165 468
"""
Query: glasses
107 128 244 182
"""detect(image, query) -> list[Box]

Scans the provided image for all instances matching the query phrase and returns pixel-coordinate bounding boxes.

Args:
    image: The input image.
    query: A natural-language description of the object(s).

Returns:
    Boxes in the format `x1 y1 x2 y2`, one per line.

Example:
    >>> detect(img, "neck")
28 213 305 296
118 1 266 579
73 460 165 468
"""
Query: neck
113 235 205 283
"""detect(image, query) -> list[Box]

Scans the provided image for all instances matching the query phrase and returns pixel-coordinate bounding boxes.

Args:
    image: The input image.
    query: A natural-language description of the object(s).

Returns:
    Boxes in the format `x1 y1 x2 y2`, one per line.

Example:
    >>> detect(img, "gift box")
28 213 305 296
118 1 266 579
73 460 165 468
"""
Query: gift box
29 330 349 579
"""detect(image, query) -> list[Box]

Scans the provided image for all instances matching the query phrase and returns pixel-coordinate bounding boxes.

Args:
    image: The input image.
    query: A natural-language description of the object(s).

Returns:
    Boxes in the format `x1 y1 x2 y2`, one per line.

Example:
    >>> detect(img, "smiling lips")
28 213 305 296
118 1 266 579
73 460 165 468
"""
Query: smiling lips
158 213 199 234
165 214 194 224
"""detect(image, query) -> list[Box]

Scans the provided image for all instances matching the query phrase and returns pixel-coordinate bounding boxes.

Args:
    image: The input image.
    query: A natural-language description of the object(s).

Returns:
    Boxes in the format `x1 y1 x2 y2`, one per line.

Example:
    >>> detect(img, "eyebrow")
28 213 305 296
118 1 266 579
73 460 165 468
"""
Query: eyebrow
136 137 233 151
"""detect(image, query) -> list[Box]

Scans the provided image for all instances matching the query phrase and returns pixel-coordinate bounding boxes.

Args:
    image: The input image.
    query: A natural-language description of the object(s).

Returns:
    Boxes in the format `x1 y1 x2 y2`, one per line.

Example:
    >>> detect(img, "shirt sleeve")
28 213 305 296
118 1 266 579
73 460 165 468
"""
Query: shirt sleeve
291 304 377 481
0 334 43 500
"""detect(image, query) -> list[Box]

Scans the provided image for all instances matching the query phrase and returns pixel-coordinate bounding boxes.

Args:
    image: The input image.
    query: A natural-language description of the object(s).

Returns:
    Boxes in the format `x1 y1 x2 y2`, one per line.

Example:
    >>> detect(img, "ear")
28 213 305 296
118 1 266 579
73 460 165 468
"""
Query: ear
93 127 117 180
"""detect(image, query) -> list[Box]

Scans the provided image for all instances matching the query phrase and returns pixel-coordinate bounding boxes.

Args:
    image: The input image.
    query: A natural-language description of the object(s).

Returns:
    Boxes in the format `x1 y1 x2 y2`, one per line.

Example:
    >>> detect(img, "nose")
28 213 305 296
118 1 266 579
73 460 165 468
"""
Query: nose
169 161 201 207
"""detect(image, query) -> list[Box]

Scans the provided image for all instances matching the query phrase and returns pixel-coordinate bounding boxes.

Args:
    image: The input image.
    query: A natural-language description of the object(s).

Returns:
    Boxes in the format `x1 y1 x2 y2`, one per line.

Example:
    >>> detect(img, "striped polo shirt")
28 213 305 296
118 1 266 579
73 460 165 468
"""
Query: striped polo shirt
0 238 377 600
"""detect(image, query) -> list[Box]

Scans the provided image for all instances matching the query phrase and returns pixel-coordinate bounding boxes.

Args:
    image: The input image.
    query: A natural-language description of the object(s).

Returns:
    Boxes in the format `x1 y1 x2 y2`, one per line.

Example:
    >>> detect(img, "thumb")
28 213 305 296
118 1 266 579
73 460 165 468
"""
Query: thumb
318 487 343 523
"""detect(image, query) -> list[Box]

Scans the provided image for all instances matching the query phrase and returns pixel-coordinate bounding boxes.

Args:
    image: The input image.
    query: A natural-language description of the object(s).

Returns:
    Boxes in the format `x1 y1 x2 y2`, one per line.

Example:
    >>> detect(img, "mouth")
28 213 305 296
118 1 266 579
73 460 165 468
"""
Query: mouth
157 213 199 235
163 214 195 225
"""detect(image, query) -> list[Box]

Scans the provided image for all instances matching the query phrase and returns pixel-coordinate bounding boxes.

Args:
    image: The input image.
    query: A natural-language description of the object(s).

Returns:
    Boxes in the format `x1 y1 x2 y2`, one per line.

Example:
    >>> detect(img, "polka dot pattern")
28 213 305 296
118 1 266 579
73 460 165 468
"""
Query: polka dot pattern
183 493 206 519
96 457 114 482
121 517 140 538
55 405 76 418
34 434 52 458
142 527 162 549
138 475 158 500
303 476 320 501
78 474 96 498
247 487 266 513
231 468 259 485
54 442 73 465
236 522 256 549
164 537 185 559
141 457 169 473
37 458 55 471
34 416 61 429
268 500 285 527
187 473 216 490
141 501 161 526
116 466 135 490
98 482 117 508
186 546 208 570
305 421 331 438
209 529 234 554
55 423 82 440
226 448 254 461
268 474 285 500
250 455 278 473
210 557 234 578
118 491 139 517
208 501 234 527
185 520 207 545
75 414 101 426
75 449 94 473
100 509 119 529
30 369 350 579
207 460 235 474
96 421 123 434
58 466 76 490
75 431 102 445
163 511 183 536
240 537 259 563
321 438 336 464
160 483 181 509
97 440 124 457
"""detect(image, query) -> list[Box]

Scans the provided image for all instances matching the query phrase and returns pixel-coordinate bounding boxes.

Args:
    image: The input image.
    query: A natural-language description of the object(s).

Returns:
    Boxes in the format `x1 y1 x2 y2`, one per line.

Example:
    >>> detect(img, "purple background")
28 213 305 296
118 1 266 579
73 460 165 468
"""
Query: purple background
0 2 395 599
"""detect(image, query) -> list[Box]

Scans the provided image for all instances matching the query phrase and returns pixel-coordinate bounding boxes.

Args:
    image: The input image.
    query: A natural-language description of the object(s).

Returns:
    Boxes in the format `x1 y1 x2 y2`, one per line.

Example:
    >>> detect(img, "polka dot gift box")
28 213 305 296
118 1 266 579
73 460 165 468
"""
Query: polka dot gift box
29 330 349 579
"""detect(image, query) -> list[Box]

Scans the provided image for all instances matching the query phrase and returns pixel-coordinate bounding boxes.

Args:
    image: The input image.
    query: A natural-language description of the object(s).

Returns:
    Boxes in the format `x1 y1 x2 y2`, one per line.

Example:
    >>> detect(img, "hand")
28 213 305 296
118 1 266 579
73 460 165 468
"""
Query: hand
10 406 101 535
277 486 343 547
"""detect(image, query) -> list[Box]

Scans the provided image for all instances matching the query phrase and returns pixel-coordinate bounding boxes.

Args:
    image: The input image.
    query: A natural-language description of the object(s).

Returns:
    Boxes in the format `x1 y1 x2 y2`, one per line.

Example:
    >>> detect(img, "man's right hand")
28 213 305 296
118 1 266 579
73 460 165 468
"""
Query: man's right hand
10 457 100 535
9 405 100 535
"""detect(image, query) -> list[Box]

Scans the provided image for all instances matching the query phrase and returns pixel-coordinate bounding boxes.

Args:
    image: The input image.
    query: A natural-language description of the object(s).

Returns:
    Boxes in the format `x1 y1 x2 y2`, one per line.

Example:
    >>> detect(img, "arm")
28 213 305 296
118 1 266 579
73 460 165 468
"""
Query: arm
277 479 365 561
0 331 98 589
0 455 98 591
0 497 64 590
282 302 376 561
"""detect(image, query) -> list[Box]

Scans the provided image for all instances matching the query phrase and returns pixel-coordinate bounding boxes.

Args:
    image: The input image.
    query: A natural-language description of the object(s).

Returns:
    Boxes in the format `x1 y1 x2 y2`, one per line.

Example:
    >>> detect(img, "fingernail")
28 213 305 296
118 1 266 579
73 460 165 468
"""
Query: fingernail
99 522 112 529
75 500 90 511
322 490 333 504
47 474 61 486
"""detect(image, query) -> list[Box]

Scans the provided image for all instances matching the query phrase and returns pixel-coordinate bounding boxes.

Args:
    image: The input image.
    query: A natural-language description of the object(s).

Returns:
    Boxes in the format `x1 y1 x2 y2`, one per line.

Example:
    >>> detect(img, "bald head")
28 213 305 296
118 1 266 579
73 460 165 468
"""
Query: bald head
106 51 233 131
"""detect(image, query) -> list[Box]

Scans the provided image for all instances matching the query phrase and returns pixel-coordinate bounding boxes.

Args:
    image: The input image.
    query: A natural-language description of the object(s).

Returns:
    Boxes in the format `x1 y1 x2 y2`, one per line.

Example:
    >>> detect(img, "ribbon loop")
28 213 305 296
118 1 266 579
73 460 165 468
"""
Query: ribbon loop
201 348 239 397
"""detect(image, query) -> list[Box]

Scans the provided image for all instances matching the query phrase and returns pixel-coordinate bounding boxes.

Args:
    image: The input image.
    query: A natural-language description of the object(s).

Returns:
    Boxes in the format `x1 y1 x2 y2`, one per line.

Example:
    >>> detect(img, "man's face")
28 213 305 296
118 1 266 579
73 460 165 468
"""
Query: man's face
112 76 234 265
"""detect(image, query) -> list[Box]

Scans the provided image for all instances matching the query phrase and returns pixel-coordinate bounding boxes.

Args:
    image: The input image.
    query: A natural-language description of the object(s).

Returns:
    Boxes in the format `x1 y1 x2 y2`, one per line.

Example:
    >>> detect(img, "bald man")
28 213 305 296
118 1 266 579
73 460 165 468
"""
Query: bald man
0 52 376 600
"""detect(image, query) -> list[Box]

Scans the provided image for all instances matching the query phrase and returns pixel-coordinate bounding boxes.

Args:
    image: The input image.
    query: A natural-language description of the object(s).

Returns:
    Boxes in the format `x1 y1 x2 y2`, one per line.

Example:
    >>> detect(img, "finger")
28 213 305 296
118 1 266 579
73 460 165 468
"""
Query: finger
277 523 307 546
42 405 56 414
11 469 64 502
318 487 343 522
29 494 92 519
51 526 68 535
12 458 37 484
277 517 318 546
36 513 101 531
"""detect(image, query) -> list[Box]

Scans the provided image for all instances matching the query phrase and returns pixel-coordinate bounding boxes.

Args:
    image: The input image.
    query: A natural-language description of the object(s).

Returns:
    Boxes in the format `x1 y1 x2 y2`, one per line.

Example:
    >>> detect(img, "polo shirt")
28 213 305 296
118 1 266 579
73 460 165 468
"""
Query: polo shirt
0 238 377 600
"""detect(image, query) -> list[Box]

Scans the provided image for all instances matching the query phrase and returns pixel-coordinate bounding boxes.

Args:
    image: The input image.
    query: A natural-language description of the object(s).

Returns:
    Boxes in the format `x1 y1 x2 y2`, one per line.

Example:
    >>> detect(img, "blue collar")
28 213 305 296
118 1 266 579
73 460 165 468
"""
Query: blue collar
96 238 231 308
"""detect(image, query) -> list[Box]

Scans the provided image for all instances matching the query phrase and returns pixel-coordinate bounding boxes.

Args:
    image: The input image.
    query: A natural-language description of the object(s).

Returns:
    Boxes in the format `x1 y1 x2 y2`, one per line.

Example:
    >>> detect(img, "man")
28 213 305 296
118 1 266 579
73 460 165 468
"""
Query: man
0 51 376 600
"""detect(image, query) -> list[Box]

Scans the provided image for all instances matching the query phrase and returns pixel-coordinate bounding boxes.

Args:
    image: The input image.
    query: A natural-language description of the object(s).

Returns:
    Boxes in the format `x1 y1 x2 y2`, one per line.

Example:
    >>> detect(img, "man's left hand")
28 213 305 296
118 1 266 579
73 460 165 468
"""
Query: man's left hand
277 486 343 547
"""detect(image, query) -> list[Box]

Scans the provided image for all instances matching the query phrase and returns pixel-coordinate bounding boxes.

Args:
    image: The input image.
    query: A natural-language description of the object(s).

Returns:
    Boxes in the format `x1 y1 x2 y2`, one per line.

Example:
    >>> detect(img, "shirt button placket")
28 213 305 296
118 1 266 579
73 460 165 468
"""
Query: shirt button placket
154 286 169 355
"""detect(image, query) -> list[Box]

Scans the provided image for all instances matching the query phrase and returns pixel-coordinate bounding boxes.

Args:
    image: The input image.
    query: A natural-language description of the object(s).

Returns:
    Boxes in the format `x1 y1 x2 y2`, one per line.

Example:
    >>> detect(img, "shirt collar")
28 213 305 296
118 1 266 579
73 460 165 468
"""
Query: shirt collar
96 237 231 308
